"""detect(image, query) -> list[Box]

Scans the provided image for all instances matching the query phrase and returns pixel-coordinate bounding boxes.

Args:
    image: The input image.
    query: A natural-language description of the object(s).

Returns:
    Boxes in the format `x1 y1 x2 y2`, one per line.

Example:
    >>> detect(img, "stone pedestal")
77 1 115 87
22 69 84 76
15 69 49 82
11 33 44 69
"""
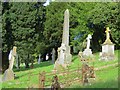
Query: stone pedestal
83 49 92 57
2 69 14 82
102 44 114 55
64 46 72 64
100 44 115 60
100 27 115 60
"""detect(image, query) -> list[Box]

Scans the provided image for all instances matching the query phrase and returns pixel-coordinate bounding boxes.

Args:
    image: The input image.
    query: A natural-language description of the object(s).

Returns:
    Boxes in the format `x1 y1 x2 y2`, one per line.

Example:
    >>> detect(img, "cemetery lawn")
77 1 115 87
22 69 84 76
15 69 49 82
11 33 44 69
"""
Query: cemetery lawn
2 50 119 88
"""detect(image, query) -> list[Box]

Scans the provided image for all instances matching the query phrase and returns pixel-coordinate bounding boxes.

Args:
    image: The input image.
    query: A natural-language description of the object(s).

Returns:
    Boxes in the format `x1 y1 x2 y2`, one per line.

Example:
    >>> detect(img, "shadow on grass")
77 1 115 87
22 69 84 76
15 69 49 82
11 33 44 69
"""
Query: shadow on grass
14 60 53 73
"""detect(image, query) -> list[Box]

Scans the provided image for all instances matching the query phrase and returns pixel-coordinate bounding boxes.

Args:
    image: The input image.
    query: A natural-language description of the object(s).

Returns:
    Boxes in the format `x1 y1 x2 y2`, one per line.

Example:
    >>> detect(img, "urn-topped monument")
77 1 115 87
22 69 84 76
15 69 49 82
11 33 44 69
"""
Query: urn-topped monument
100 27 115 60
54 9 72 69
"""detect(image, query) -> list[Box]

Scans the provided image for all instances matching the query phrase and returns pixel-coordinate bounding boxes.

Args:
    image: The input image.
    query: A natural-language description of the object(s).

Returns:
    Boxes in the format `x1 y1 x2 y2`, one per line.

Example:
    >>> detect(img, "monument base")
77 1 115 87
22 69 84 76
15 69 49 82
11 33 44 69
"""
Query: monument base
100 44 115 60
2 69 14 82
99 52 115 61
83 49 93 57
64 54 72 64
54 60 68 71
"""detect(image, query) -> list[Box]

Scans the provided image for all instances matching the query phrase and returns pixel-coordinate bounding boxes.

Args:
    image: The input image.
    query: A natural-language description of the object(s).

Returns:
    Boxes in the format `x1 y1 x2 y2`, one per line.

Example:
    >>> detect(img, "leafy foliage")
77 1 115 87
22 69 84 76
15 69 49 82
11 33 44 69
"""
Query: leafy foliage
2 2 120 68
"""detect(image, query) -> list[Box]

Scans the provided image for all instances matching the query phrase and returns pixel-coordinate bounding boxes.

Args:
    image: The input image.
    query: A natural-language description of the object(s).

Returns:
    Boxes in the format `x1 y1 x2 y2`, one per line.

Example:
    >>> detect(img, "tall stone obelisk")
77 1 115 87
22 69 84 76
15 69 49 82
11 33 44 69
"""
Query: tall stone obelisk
54 9 72 69
62 9 72 64
62 9 69 46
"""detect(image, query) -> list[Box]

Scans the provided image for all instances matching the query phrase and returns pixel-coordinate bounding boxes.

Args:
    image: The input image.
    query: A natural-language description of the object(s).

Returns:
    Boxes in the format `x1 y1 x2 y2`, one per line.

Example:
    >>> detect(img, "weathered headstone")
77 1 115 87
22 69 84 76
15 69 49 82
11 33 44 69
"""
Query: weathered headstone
83 34 93 57
46 54 49 60
52 48 56 64
100 27 115 60
54 9 72 69
2 46 17 82
38 54 41 64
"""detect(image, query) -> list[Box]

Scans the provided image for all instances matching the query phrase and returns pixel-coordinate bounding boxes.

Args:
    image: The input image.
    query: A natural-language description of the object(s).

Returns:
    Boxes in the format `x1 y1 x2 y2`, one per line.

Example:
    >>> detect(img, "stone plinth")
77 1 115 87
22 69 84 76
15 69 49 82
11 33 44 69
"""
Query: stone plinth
2 69 14 82
102 44 114 55
83 49 93 57
100 43 115 60
100 27 115 60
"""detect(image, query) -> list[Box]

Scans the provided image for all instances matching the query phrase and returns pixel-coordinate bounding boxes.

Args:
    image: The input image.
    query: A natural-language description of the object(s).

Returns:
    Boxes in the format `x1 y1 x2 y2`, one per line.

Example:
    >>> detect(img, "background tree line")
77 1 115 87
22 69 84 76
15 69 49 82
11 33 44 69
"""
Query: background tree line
2 2 119 70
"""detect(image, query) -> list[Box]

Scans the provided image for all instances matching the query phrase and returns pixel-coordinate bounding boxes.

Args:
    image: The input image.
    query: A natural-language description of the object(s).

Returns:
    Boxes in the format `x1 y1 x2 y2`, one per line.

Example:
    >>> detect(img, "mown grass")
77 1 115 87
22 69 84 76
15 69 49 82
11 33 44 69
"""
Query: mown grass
2 50 119 88
69 66 118 88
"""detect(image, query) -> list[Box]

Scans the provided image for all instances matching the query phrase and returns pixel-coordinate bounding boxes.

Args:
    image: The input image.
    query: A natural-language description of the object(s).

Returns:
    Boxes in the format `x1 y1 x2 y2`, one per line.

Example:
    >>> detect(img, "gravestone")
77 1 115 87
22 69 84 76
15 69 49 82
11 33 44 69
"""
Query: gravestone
83 34 93 57
100 27 115 60
2 46 17 82
52 48 56 64
54 9 72 69
46 54 49 60
38 54 41 64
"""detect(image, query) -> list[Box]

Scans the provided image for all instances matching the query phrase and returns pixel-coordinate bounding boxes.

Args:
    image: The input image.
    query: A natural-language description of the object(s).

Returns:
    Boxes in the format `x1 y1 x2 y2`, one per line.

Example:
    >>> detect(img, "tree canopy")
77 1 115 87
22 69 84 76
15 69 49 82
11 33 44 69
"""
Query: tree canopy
2 2 119 68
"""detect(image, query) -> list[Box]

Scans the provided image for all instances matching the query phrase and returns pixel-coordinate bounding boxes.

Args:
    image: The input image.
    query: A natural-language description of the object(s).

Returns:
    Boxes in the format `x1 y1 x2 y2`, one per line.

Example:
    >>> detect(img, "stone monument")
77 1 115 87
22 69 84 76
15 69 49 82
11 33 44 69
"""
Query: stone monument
38 54 41 64
54 9 72 69
52 48 56 64
2 46 17 82
100 27 115 60
83 34 93 57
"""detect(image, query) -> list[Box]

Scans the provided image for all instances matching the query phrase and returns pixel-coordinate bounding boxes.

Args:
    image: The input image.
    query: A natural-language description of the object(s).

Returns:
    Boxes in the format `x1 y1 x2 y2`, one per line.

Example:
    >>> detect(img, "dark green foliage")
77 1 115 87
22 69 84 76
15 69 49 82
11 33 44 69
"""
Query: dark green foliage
2 2 120 68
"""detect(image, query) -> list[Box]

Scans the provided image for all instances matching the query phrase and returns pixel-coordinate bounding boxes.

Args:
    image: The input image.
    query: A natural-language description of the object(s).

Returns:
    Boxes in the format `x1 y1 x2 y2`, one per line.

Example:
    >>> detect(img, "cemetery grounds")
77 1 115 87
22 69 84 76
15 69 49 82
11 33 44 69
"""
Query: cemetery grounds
1 50 119 88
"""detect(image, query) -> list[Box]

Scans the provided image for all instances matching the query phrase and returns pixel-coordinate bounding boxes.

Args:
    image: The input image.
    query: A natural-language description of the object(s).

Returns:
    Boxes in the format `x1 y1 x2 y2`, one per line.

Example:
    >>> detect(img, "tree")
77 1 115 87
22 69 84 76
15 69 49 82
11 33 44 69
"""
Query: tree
2 2 46 68
87 2 120 51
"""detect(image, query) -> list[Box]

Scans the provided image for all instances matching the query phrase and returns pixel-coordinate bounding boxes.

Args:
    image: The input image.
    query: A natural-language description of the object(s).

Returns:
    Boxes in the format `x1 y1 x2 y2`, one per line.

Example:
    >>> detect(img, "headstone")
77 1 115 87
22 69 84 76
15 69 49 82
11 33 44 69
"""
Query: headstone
54 9 72 69
46 54 49 60
83 34 93 57
38 54 41 64
100 27 115 60
52 48 56 64
2 46 17 82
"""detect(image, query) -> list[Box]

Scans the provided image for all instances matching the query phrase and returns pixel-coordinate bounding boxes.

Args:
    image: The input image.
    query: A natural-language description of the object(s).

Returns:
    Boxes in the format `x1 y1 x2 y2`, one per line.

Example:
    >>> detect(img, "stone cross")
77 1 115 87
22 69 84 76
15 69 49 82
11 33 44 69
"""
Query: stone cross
52 48 55 64
9 46 17 70
86 34 92 49
105 27 110 40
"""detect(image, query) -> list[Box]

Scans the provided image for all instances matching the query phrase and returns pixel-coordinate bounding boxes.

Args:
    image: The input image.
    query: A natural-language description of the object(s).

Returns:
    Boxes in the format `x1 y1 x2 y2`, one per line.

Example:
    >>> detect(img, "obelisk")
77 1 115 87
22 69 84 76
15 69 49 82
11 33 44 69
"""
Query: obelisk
54 9 72 69
62 9 69 46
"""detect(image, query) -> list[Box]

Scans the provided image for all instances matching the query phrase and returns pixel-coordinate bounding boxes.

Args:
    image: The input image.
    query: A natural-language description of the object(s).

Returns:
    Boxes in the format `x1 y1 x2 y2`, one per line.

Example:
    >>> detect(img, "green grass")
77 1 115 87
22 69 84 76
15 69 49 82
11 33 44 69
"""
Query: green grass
2 50 119 88
0 75 2 90
69 66 118 88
